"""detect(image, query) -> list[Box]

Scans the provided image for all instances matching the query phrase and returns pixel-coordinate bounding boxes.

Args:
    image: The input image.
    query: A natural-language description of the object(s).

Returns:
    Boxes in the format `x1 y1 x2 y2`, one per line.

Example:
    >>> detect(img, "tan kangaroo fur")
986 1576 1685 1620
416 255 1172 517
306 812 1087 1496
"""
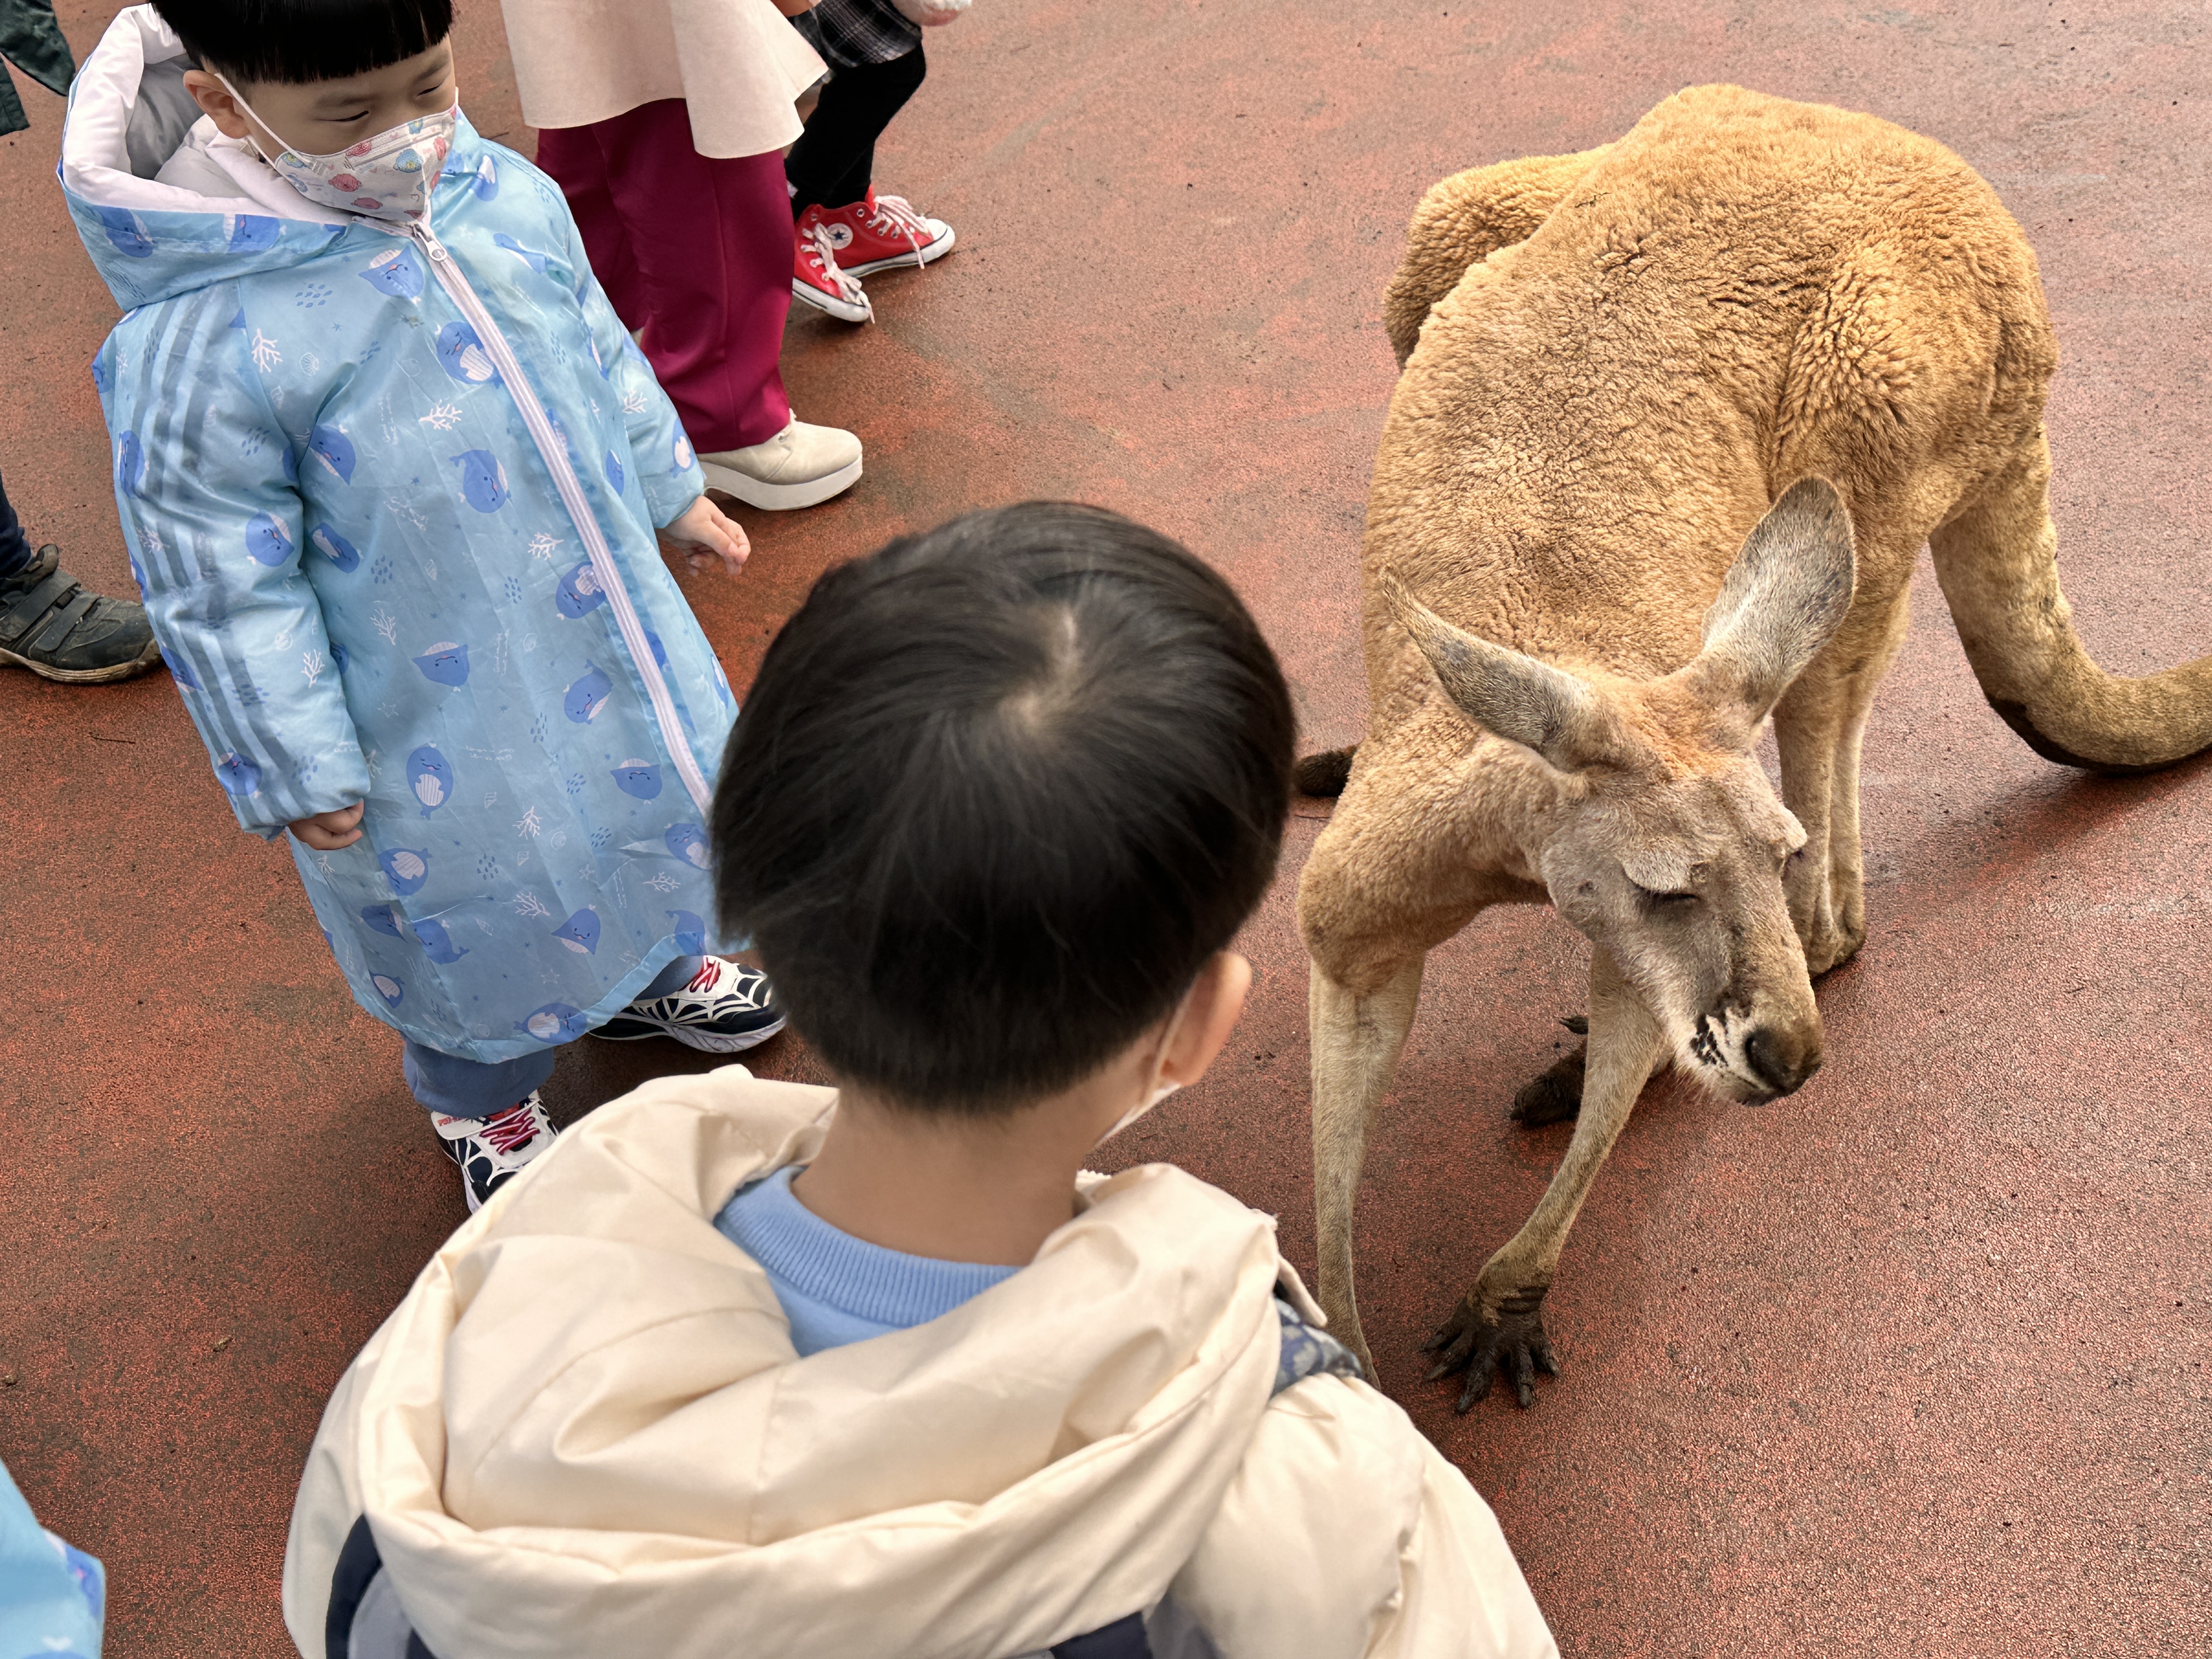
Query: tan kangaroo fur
1301 86 2212 1408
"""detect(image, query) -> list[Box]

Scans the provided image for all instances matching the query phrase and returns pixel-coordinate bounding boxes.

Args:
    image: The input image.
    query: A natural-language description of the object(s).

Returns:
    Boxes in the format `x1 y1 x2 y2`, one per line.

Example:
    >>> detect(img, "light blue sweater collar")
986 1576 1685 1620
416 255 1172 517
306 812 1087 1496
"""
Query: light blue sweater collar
716 1167 1019 1355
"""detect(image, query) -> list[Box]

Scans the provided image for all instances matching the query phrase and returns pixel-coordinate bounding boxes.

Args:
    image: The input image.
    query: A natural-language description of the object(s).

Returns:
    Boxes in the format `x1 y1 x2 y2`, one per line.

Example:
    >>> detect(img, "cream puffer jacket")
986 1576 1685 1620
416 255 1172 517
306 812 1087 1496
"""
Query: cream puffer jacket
283 1069 1558 1659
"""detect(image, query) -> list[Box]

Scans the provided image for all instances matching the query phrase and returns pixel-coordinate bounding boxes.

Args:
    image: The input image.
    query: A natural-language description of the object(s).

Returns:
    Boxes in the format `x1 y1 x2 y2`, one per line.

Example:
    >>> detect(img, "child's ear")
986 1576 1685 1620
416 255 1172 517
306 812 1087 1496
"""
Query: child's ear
180 68 255 142
1158 952 1252 1091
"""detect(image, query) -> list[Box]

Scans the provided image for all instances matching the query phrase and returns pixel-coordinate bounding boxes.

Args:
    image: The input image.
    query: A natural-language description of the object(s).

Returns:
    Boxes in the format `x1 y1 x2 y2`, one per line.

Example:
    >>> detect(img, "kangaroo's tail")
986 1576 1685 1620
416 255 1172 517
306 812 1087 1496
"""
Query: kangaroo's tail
1928 435 2212 773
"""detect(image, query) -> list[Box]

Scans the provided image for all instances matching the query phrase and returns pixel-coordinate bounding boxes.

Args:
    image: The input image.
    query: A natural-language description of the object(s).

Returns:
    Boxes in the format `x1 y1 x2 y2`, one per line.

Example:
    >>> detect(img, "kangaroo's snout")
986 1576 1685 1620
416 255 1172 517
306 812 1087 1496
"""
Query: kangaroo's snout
1743 1025 1822 1097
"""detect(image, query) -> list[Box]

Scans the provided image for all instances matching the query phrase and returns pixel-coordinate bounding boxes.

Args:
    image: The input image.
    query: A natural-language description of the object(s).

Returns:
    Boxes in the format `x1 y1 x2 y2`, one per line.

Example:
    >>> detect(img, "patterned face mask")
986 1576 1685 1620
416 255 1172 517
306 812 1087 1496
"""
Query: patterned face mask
217 75 456 223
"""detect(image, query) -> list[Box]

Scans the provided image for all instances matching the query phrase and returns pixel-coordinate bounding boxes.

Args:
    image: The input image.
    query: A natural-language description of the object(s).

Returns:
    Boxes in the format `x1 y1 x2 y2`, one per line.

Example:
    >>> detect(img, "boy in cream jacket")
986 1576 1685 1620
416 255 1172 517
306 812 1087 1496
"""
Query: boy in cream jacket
283 504 1558 1659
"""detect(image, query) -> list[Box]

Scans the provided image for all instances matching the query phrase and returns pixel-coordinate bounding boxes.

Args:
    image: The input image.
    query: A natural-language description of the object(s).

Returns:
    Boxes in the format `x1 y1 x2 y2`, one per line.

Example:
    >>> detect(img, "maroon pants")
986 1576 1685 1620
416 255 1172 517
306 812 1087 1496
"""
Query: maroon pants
536 100 793 454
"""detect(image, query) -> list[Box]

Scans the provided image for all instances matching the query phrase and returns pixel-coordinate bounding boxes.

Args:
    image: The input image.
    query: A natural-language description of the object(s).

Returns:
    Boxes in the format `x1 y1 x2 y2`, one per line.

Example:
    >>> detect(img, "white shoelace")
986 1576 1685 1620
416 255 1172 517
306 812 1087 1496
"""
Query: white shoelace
804 219 874 319
865 193 937 267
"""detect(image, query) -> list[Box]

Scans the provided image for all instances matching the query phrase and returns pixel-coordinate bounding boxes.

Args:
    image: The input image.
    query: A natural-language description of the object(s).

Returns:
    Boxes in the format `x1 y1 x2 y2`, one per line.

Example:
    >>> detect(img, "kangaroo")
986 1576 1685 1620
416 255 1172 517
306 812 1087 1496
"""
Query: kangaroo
1298 85 2212 1409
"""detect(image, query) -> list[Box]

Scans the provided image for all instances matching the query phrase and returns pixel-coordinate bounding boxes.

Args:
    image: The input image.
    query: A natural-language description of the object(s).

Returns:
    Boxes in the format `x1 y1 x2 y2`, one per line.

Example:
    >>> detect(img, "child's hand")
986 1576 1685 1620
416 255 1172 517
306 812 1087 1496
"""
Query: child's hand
290 802 365 850
662 495 751 579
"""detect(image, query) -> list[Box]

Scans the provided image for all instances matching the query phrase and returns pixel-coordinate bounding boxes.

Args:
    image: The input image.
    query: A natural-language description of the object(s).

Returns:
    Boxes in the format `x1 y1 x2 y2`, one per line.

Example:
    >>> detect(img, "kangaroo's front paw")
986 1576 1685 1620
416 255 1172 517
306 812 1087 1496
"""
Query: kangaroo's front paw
1421 1276 1558 1413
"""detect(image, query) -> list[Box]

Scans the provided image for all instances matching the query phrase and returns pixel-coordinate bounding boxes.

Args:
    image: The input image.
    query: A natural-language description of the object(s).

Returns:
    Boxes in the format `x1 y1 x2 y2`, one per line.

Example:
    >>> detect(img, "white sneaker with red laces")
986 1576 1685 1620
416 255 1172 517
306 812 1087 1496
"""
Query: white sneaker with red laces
593 956 788 1054
432 1093 558 1214
816 189 957 276
792 210 873 324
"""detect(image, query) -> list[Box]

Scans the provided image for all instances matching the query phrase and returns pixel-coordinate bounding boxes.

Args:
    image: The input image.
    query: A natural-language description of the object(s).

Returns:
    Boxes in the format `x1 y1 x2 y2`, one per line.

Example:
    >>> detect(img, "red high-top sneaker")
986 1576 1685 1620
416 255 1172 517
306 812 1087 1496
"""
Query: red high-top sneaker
793 209 873 324
815 190 956 277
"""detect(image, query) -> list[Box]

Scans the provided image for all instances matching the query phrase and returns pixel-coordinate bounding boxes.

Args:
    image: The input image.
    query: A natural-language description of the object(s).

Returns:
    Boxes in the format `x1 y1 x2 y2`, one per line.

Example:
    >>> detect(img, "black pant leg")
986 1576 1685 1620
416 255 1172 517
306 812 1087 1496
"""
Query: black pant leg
787 44 929 215
0 458 34 582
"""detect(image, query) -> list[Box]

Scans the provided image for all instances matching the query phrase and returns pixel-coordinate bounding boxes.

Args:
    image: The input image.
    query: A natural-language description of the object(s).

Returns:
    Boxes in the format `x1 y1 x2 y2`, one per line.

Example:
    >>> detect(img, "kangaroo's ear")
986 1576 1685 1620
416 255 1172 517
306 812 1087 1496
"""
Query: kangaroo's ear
1685 477 1857 735
1379 570 1614 771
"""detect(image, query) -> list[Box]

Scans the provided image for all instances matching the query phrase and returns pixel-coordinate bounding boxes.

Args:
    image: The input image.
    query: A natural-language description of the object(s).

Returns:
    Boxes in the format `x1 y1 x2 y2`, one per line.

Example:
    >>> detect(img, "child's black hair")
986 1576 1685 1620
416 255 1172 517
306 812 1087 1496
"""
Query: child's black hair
153 0 453 86
713 503 1295 1116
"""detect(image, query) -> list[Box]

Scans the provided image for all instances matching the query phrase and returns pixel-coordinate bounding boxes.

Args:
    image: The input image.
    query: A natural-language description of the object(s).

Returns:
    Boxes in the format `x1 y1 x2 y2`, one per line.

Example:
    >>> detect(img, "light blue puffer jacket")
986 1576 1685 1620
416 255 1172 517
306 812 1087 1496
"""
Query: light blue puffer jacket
62 9 735 1062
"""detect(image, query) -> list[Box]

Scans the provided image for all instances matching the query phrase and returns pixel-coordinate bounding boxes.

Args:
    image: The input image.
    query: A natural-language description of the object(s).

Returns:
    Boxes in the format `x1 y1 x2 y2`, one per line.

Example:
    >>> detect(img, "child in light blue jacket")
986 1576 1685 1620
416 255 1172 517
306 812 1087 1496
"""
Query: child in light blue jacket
0 1458 103 1659
61 0 786 1209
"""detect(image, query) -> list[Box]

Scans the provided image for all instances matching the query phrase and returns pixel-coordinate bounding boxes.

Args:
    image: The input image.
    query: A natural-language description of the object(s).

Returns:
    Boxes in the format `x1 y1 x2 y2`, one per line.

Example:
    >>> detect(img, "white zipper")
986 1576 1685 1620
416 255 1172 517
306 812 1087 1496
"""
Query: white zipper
411 222 713 814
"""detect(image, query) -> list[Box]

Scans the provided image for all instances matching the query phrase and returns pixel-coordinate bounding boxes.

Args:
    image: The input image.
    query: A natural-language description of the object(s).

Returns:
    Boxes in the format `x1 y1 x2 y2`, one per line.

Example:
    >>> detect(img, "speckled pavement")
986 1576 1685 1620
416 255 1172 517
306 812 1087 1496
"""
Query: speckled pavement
1 2 2205 1652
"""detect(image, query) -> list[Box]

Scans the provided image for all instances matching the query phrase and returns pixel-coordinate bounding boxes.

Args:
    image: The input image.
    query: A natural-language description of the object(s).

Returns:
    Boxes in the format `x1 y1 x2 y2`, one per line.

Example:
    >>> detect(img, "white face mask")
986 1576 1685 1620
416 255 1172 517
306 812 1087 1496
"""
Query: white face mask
217 75 456 223
1094 982 1198 1147
1097 1079 1182 1147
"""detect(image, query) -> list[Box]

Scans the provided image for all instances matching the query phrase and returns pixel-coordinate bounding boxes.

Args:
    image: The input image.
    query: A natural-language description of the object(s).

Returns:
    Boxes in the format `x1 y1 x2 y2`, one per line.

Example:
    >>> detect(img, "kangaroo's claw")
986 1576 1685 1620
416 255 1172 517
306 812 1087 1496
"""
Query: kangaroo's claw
1423 1282 1558 1412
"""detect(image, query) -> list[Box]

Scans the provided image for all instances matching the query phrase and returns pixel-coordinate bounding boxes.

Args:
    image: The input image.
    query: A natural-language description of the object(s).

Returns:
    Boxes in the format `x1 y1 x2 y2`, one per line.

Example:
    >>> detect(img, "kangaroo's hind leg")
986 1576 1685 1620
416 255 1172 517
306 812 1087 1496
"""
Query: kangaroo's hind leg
1773 588 1912 974
1383 145 1617 366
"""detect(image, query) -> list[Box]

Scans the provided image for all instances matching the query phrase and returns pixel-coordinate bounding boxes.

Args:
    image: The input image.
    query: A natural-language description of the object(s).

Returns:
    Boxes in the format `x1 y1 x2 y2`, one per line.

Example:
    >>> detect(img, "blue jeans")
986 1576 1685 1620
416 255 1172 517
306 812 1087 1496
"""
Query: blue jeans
404 955 702 1116
0 462 34 582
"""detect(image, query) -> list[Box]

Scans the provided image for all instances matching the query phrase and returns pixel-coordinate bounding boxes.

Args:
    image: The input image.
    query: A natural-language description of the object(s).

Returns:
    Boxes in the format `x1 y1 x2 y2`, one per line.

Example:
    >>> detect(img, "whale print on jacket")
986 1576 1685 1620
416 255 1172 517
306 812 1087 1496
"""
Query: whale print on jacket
411 917 470 963
114 430 145 496
227 213 280 253
552 906 601 955
372 974 404 1008
603 449 624 494
493 232 551 275
452 449 510 512
413 641 471 686
610 758 661 799
214 751 261 795
667 909 707 954
466 154 498 200
672 434 693 473
407 745 454 815
163 646 198 689
517 1002 589 1043
665 822 708 868
359 244 425 298
362 902 406 938
96 204 151 258
307 424 357 482
434 320 499 385
245 511 294 566
380 847 431 895
311 523 361 571
555 558 606 618
564 661 613 723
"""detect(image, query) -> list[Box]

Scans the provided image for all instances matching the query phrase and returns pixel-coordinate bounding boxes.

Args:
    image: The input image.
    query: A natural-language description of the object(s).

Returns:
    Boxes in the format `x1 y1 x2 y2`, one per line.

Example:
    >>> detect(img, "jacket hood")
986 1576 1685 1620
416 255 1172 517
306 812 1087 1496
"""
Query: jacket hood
285 1069 1297 1658
60 5 486 309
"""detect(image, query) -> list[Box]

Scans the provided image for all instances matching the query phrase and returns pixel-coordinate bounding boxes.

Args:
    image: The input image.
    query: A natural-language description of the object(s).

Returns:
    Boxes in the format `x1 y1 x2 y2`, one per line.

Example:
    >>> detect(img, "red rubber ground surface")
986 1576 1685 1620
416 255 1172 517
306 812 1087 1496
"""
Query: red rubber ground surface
3 3 2208 1654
